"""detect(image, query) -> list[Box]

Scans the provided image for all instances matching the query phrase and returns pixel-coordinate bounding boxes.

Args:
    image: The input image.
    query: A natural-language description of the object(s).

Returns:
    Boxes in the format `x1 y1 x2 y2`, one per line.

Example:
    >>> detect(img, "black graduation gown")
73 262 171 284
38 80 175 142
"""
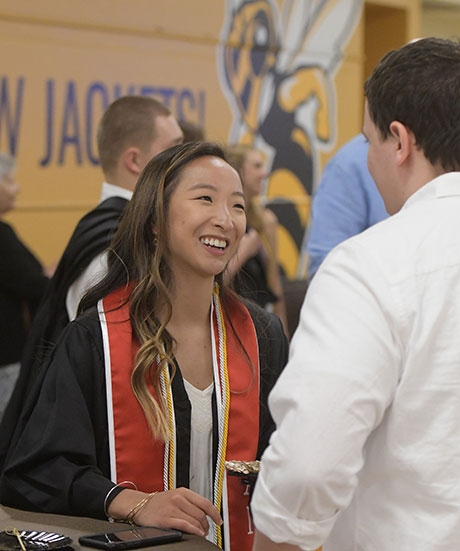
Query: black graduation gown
234 251 278 308
233 226 278 308
0 303 288 520
0 196 128 473
0 221 49 366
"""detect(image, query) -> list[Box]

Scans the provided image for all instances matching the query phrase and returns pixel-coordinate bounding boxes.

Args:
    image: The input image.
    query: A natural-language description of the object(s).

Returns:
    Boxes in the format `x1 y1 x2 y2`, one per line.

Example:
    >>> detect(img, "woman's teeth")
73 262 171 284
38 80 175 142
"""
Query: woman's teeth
200 237 227 249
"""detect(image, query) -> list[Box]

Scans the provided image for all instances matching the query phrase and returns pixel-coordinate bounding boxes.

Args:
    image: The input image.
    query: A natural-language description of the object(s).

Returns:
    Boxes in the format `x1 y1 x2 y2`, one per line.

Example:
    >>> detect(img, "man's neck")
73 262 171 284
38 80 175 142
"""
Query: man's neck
396 153 445 212
106 170 137 192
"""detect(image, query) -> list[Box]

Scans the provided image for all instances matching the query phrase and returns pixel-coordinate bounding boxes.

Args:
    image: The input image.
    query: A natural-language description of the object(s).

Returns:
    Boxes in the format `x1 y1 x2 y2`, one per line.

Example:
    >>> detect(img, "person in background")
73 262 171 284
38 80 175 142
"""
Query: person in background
0 153 48 420
178 120 205 143
66 97 184 321
225 144 289 336
0 142 287 551
252 37 460 551
306 133 388 280
0 96 183 472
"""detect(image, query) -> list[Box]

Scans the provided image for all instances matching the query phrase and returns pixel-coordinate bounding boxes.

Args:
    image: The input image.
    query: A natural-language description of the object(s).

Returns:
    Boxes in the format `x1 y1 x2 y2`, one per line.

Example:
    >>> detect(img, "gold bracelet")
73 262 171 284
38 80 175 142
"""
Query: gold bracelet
126 492 158 526
104 481 138 522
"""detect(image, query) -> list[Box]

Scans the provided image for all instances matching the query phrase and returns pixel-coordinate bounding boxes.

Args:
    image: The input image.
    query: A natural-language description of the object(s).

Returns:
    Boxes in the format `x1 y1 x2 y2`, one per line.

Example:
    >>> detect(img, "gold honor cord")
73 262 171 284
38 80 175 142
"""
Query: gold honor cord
212 288 231 549
159 356 176 492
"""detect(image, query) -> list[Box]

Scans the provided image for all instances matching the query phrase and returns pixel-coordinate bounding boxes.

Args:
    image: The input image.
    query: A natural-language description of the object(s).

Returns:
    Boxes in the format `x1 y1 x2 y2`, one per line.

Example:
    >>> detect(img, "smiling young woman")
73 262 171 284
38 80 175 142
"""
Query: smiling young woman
0 142 288 551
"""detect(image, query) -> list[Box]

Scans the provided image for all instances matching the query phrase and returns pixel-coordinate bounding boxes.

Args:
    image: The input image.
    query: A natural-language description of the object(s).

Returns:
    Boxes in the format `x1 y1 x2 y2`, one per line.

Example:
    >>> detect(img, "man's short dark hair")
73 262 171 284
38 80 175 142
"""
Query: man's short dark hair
97 96 171 176
178 120 205 143
364 38 460 172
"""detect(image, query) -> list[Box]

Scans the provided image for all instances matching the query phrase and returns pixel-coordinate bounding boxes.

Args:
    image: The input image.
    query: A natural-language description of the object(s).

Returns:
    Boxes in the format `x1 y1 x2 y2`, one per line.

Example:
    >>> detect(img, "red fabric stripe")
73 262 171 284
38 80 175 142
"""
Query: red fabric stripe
103 288 165 493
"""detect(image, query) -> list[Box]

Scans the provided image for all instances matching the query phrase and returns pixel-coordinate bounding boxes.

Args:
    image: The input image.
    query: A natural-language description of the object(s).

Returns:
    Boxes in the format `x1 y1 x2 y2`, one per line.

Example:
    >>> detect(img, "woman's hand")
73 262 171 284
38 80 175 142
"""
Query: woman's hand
108 487 222 538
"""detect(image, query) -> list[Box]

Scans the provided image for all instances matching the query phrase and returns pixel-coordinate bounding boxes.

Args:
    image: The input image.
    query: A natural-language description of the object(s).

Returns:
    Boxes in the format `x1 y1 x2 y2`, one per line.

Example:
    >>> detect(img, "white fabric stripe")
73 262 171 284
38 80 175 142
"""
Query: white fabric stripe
254 319 261 396
169 367 177 489
215 301 229 549
210 298 221 545
222 472 231 551
97 299 117 483
159 366 169 492
210 299 222 414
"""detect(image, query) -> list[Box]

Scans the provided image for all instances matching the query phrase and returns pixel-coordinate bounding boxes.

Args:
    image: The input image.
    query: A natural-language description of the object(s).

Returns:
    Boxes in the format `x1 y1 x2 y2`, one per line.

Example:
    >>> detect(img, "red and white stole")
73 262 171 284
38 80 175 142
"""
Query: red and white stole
98 285 260 551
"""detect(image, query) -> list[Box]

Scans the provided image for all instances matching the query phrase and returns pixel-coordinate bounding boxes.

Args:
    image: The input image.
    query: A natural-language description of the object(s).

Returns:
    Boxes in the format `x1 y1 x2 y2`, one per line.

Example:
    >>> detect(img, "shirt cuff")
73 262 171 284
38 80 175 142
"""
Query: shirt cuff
251 471 339 550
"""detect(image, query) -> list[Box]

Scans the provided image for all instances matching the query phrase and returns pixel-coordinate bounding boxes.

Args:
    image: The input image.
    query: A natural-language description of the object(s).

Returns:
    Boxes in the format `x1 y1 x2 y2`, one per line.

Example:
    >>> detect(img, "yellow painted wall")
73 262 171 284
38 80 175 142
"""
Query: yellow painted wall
0 0 420 277
422 5 460 39
1 2 233 266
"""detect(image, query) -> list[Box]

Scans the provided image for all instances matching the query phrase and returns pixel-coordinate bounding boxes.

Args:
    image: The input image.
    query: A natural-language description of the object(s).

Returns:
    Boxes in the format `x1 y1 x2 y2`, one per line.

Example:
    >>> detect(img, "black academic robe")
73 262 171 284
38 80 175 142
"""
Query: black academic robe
0 196 128 473
0 221 48 366
233 226 278 309
234 251 278 308
0 303 287 520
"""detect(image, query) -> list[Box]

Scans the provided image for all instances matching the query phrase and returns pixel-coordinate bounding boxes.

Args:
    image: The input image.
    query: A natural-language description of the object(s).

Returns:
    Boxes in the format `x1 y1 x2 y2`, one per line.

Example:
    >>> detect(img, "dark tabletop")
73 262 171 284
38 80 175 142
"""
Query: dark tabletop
0 506 219 551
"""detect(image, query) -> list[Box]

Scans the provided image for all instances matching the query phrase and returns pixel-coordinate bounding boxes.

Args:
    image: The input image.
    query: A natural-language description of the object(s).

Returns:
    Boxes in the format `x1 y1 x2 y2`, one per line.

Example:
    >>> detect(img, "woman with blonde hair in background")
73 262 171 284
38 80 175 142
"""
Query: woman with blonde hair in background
0 142 287 551
225 144 288 336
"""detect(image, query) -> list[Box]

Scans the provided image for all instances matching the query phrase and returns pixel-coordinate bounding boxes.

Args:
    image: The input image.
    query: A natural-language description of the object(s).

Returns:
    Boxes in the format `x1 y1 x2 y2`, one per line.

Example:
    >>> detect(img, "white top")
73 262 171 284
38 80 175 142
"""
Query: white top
66 183 133 320
252 172 460 551
183 379 214 503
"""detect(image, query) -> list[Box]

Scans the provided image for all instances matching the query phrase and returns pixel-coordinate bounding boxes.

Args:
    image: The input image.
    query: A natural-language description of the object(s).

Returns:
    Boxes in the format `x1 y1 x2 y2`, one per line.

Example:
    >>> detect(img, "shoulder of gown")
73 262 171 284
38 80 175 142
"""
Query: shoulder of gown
0 313 115 518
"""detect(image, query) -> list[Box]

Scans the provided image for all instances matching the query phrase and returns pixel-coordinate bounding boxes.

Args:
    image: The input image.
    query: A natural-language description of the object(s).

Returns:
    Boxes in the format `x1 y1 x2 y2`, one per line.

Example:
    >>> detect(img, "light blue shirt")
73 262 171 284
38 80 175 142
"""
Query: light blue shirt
306 134 388 279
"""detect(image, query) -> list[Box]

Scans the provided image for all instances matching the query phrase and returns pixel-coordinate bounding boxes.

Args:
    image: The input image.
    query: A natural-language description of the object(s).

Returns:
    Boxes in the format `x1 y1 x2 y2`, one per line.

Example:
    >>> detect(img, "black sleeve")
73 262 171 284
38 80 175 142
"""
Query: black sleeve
250 307 289 458
0 222 48 302
0 315 119 519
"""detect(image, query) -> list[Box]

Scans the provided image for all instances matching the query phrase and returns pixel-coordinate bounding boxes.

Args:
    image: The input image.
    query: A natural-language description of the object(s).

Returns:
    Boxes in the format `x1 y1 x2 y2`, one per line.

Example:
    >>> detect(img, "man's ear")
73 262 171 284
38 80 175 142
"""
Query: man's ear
389 121 414 166
122 147 143 175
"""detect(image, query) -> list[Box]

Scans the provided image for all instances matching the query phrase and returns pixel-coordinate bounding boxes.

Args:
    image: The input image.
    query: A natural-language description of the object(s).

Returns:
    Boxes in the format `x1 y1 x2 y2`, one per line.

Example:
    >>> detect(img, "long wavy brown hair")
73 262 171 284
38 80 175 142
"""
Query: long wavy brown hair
80 142 241 442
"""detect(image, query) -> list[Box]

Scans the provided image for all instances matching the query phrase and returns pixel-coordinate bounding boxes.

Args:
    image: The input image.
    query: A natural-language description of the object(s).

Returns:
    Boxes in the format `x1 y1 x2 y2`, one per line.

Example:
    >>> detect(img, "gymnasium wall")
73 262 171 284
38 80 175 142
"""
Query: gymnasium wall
0 0 420 277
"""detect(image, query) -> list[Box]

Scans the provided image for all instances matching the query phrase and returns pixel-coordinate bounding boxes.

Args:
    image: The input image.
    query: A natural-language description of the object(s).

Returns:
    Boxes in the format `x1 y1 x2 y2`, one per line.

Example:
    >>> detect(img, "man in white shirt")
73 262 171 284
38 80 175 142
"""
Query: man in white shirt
0 96 183 473
252 37 460 551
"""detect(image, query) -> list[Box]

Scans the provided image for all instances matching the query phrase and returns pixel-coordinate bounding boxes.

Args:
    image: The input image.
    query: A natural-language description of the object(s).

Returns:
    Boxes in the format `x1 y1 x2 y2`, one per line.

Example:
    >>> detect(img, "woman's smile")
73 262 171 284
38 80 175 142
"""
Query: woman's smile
200 236 229 254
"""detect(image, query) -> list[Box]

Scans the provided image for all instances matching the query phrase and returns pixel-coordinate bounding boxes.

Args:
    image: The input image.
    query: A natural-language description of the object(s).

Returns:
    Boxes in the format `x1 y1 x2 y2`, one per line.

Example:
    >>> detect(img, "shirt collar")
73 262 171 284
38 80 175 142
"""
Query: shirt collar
100 182 133 203
402 172 460 211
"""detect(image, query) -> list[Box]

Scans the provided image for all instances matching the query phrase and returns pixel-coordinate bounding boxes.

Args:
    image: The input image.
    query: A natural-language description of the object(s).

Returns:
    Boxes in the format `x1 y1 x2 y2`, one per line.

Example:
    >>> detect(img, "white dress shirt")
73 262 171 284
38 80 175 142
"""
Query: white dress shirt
66 183 132 320
252 172 460 551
